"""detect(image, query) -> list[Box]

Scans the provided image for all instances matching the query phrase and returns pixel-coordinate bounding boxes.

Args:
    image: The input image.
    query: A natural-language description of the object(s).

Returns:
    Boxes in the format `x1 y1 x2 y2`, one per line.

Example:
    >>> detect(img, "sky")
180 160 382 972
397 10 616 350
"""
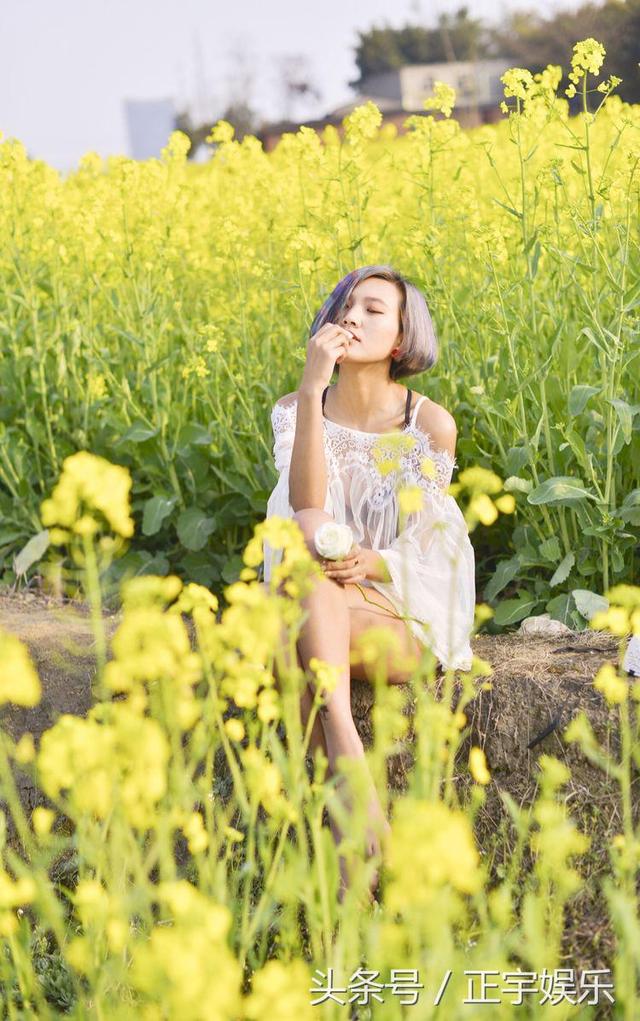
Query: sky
1 0 582 173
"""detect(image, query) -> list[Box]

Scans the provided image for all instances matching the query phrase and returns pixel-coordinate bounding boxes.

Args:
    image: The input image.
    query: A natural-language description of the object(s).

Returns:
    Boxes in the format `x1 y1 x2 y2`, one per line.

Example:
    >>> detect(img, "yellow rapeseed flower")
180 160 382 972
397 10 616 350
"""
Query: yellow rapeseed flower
572 38 606 77
0 629 41 707
590 606 630 636
121 574 183 610
0 871 37 908
423 81 457 118
604 585 640 611
386 799 481 910
245 959 316 1021
501 68 534 101
458 466 503 494
14 733 35 763
257 686 280 724
41 452 134 538
344 101 382 145
308 656 341 695
32 806 55 836
224 718 245 742
182 812 209 854
421 455 437 480
495 494 516 513
207 119 235 144
398 485 424 515
469 746 491 785
467 493 499 527
593 664 628 705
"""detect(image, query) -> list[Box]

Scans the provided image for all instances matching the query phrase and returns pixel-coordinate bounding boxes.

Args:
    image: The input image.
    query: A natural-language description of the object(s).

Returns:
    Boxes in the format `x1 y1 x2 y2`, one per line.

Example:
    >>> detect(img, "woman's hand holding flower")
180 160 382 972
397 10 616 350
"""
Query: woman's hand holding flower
314 522 369 585
320 542 373 585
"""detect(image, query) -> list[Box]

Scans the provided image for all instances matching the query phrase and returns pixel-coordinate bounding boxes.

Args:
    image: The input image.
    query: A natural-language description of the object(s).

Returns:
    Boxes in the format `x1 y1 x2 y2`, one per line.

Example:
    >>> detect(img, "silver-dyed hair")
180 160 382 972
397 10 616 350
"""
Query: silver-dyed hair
309 265 438 380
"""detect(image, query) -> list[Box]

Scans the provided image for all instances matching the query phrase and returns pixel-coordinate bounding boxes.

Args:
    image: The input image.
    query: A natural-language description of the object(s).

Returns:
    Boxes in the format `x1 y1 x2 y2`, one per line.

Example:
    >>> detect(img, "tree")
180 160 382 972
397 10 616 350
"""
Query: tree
490 1 640 104
348 7 497 89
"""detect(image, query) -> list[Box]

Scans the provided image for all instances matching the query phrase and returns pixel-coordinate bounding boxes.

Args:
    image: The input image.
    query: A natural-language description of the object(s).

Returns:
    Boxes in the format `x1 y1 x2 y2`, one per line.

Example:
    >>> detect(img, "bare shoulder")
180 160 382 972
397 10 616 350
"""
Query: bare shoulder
416 397 457 458
274 390 298 409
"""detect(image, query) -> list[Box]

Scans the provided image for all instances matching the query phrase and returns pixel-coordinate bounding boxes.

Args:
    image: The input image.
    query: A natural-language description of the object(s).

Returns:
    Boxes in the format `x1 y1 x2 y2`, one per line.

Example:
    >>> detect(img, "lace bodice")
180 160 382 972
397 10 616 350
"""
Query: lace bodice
270 398 457 511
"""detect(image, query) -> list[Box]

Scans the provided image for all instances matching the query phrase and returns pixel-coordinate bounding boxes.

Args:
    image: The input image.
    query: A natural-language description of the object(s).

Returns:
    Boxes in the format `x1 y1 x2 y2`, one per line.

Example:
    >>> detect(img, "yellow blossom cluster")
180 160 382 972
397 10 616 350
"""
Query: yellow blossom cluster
450 466 516 530
423 81 457 118
36 703 170 829
0 627 42 707
40 451 134 540
0 869 37 936
385 799 481 912
590 584 640 638
242 745 297 822
565 38 606 97
344 101 382 146
127 881 242 1017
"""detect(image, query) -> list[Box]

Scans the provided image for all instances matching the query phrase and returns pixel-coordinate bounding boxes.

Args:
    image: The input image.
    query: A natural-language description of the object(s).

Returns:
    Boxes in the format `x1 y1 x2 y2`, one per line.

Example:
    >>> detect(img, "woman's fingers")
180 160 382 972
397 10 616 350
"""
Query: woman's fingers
322 548 364 583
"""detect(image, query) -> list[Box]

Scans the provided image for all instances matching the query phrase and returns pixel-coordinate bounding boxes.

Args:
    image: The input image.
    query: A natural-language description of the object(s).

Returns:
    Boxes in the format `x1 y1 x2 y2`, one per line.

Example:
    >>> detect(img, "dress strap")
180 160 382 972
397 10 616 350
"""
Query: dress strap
409 394 428 428
403 389 413 428
321 386 328 412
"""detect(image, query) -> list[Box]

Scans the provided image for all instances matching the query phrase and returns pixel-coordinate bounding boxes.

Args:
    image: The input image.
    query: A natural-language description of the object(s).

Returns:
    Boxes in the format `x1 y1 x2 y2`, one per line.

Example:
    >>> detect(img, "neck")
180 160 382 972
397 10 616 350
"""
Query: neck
333 364 403 423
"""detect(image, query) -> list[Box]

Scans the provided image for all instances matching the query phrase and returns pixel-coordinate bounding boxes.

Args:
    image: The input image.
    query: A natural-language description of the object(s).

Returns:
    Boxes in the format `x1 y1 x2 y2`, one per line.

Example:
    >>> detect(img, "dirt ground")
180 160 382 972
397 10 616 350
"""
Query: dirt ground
0 586 636 985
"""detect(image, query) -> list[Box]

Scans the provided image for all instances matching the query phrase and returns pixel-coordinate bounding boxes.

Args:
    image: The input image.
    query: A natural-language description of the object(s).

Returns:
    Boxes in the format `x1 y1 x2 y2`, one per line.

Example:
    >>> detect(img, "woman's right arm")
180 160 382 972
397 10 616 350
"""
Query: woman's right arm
288 322 354 512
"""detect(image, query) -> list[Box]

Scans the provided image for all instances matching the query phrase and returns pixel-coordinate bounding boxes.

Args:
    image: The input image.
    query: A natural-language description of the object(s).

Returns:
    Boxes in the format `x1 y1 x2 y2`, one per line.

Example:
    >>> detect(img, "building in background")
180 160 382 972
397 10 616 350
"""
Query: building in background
124 98 177 160
257 57 512 152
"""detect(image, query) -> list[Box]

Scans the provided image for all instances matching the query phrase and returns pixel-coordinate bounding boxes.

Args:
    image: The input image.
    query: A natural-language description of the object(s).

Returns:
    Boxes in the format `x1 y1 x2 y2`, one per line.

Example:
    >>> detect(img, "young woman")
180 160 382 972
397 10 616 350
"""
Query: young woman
262 264 476 902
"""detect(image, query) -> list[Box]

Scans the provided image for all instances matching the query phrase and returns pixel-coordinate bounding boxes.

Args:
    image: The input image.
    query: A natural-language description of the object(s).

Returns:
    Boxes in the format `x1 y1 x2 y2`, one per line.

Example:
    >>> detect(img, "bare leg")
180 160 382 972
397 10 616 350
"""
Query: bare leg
295 565 390 903
270 614 328 761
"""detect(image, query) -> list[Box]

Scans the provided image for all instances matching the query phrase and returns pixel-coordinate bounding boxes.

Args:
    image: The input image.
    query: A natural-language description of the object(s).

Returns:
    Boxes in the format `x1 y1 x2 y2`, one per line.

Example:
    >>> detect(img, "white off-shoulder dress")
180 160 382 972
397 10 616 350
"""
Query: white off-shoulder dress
262 386 476 672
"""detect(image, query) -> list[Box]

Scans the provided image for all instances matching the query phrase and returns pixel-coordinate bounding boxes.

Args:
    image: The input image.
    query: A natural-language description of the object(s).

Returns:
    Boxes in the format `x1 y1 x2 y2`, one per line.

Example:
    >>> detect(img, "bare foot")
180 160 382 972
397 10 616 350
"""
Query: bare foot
329 773 390 905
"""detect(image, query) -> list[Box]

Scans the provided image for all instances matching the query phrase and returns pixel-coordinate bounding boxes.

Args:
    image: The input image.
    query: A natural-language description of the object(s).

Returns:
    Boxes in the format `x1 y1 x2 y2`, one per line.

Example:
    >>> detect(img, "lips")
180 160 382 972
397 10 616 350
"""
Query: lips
348 331 362 342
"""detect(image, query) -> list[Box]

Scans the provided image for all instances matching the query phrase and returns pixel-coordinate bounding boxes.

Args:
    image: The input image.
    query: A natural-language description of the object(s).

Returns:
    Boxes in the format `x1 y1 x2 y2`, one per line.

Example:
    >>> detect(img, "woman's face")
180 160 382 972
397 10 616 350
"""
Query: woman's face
338 277 402 365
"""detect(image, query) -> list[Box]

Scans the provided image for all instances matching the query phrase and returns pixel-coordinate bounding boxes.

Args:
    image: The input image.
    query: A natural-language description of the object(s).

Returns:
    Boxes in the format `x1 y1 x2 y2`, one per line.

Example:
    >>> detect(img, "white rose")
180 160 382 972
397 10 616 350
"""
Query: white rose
314 521 354 560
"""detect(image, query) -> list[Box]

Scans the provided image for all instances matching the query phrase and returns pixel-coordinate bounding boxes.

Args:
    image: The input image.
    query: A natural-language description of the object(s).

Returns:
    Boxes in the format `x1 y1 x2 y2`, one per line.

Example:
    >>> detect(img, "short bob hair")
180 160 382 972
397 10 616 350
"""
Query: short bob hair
308 264 438 381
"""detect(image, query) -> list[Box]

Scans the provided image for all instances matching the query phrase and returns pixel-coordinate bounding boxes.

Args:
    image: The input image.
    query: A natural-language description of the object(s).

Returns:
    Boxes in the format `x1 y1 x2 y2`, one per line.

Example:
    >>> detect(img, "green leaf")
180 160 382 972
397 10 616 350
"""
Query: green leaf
484 555 521 602
619 488 640 526
117 422 158 444
181 552 218 587
504 475 532 494
176 508 217 551
250 489 272 512
539 536 562 562
572 589 608 620
0 527 26 547
579 326 608 356
493 592 539 626
492 198 522 220
546 592 574 625
549 551 575 587
559 426 592 474
221 554 245 584
527 476 594 505
13 529 50 577
568 384 600 416
142 495 177 536
504 447 530 476
607 398 633 445
176 422 214 448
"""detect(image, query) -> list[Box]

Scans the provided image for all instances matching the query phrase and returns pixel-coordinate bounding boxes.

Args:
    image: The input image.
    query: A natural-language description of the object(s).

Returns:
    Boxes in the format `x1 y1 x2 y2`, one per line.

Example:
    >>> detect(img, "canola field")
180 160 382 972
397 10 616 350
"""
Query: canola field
0 38 638 1019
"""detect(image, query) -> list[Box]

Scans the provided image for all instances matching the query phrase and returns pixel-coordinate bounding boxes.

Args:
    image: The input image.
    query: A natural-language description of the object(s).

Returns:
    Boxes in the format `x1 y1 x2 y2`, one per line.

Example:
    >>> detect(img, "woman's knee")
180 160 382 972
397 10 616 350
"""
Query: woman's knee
292 509 334 557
